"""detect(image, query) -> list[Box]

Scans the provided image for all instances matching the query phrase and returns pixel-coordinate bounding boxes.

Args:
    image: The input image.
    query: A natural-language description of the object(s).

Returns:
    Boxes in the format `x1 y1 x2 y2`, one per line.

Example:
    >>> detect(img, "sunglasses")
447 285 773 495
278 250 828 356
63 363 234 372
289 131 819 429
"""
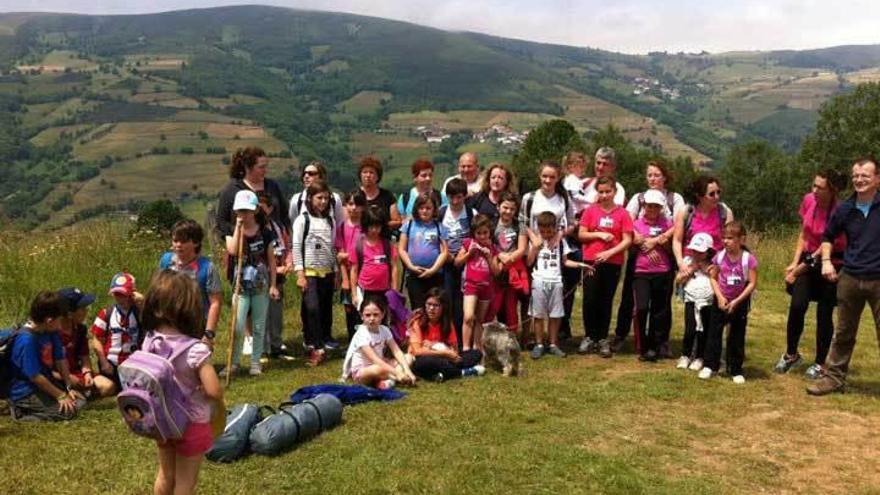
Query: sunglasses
303 170 319 177
707 190 721 198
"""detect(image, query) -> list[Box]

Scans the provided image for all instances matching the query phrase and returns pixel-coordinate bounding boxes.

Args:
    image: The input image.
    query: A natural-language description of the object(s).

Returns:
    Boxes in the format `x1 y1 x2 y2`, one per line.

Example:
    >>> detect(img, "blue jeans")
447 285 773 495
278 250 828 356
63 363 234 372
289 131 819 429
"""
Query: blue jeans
232 290 269 366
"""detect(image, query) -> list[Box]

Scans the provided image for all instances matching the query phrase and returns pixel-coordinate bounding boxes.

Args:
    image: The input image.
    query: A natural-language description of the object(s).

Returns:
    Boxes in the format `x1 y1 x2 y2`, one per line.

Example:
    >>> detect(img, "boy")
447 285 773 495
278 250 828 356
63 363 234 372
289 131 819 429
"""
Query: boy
526 212 592 359
8 291 86 421
439 178 477 344
90 272 143 396
54 287 109 397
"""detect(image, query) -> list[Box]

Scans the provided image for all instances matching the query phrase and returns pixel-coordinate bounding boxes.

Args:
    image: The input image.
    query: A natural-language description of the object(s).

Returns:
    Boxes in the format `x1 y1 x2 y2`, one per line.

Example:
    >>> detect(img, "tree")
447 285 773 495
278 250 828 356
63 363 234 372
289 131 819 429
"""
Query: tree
512 119 586 192
136 199 184 233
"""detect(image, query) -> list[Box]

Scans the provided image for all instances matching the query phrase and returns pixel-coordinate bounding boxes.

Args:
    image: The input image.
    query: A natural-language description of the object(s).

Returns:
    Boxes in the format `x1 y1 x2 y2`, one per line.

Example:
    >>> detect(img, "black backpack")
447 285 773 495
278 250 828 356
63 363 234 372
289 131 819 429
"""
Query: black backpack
0 325 23 399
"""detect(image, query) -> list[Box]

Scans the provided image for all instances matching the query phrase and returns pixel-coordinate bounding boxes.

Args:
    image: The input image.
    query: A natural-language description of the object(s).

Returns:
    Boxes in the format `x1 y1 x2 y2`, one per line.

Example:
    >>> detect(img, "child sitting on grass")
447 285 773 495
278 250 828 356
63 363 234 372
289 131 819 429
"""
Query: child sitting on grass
90 272 144 396
54 287 107 397
341 296 416 389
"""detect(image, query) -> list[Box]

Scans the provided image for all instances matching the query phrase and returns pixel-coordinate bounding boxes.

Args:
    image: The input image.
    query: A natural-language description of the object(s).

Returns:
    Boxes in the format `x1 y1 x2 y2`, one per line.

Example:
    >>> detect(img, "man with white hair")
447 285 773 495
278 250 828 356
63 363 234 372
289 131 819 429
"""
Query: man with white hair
441 152 482 205
582 147 626 206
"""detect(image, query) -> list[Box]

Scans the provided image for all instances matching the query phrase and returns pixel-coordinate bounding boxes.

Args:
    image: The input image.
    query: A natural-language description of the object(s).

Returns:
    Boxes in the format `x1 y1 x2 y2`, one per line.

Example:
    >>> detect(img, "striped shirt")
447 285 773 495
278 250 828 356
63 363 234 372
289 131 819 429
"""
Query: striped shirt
292 212 337 275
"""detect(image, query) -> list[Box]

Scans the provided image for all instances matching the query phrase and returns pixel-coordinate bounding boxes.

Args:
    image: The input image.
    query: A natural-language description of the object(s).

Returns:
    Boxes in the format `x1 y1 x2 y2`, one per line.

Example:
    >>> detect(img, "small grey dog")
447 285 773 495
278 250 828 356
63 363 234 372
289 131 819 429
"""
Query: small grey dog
481 321 521 377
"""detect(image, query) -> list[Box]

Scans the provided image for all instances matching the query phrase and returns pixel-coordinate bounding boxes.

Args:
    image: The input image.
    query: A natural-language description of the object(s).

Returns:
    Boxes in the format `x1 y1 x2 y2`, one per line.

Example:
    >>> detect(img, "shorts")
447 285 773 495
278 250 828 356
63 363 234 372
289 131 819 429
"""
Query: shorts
529 280 564 319
462 281 493 302
158 422 214 457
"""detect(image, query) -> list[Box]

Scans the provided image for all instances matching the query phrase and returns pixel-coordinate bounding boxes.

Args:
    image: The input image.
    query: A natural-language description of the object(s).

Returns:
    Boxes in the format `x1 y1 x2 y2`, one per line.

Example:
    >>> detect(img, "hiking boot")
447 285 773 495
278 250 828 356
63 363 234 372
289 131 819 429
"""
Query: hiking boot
611 335 626 353
598 339 612 358
773 353 801 374
806 376 843 396
688 358 704 371
639 350 658 362
530 344 545 360
804 363 825 380
676 356 691 369
547 345 566 358
578 337 595 354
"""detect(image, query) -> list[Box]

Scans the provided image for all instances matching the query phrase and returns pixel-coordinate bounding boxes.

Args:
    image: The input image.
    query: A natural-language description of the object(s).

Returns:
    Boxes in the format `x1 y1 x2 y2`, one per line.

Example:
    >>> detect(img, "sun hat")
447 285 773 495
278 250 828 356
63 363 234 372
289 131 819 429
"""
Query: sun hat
642 189 666 206
686 232 714 253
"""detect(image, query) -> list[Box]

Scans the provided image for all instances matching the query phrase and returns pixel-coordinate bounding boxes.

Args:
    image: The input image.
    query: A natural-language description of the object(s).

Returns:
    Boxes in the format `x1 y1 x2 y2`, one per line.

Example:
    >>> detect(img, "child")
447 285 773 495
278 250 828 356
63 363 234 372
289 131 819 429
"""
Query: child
561 151 592 219
675 232 716 372
440 178 476 343
341 296 416 389
91 272 144 395
489 192 528 333
701 222 758 383
293 180 337 367
350 207 401 309
630 190 674 362
142 270 223 495
399 192 447 311
456 214 501 351
159 219 223 348
55 287 109 397
408 288 485 381
527 212 591 359
8 291 86 421
224 189 279 376
577 177 633 357
257 193 294 361
336 189 367 340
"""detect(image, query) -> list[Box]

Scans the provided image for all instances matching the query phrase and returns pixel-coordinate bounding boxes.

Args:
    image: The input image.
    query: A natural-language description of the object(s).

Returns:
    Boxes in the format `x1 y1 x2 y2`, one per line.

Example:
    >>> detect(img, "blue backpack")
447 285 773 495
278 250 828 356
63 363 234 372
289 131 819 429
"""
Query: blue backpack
160 252 211 307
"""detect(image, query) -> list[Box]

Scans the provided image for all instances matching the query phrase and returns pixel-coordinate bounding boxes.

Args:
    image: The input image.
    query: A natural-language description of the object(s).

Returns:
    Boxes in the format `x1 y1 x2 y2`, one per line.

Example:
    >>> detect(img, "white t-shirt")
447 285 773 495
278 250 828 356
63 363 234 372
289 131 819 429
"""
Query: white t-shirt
440 206 476 255
341 324 394 379
441 174 482 205
625 190 686 220
519 190 575 233
532 239 573 283
563 174 592 216
582 178 626 207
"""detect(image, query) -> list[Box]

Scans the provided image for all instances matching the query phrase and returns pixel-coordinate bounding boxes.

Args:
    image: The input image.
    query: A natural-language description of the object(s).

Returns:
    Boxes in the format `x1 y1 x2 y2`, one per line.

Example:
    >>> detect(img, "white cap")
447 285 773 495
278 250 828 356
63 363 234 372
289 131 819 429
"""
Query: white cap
642 189 666 206
233 190 258 211
686 232 714 253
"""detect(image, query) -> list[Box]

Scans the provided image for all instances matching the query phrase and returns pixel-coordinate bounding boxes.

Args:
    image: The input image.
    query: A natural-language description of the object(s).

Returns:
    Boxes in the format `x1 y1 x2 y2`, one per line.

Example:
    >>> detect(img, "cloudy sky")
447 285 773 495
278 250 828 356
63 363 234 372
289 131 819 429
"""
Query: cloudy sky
1 0 878 54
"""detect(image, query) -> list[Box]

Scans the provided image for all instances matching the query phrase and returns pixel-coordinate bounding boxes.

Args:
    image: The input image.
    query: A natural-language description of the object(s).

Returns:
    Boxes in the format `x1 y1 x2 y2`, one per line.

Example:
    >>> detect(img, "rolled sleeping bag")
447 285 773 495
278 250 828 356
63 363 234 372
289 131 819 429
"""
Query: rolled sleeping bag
288 402 320 441
249 405 300 456
302 393 343 430
207 404 266 463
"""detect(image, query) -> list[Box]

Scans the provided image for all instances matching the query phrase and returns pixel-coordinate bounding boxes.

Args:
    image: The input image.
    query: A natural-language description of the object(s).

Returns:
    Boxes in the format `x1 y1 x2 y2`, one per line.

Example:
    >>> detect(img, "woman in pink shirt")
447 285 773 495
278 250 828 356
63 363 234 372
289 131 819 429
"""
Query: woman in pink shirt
775 170 846 379
673 175 734 281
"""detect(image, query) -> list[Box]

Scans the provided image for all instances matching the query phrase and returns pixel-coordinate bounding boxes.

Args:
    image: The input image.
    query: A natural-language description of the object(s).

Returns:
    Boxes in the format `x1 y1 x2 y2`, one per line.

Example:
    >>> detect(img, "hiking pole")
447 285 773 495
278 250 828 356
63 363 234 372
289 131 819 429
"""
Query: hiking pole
225 221 246 387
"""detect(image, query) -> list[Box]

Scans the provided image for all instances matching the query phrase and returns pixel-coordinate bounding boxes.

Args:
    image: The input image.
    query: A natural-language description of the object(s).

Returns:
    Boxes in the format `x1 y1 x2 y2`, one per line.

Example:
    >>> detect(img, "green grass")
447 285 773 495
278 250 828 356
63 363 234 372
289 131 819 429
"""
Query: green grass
2 223 880 494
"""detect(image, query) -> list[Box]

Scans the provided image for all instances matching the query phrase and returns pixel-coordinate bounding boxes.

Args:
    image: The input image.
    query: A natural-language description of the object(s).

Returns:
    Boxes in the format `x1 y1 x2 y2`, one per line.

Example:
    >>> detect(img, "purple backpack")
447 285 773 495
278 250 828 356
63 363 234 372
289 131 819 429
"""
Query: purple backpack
384 289 410 346
117 333 199 441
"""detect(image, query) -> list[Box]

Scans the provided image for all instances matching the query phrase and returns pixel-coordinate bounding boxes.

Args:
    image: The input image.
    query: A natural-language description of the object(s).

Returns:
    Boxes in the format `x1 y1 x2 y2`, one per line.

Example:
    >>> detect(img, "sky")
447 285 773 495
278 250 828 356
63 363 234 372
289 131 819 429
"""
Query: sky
1 0 879 54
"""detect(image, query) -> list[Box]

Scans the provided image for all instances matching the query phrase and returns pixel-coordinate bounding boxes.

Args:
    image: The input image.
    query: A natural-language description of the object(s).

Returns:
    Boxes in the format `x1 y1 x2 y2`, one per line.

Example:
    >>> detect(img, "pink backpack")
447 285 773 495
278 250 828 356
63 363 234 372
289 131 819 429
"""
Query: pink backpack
117 333 199 441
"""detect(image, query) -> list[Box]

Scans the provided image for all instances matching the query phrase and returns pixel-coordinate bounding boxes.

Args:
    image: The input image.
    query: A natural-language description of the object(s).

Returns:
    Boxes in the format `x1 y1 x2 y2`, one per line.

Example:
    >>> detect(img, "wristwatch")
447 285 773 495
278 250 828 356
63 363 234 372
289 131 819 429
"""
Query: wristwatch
203 329 216 339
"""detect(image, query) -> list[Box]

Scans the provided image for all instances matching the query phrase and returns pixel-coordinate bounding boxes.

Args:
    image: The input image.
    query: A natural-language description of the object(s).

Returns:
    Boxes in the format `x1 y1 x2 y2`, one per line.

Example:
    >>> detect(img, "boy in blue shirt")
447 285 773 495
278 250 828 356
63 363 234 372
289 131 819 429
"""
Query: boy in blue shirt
440 178 476 345
9 291 86 421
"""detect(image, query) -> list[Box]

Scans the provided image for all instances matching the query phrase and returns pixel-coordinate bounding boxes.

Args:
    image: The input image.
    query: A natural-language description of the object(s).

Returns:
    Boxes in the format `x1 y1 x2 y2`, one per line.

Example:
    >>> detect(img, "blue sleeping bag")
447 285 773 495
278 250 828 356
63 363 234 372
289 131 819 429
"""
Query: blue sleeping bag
206 404 266 463
290 384 407 406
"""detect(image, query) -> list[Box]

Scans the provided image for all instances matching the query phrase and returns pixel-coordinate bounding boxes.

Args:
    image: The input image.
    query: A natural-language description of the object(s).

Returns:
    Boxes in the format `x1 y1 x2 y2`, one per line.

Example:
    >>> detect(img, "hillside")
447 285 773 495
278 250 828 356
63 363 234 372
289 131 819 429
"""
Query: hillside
1 6 880 227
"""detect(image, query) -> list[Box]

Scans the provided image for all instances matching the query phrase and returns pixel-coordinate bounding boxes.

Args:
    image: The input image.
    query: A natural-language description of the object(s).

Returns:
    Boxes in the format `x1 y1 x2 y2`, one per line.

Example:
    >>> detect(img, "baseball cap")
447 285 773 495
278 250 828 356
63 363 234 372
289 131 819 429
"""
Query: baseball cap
686 233 714 253
233 190 258 211
642 189 666 206
58 287 96 309
109 272 136 296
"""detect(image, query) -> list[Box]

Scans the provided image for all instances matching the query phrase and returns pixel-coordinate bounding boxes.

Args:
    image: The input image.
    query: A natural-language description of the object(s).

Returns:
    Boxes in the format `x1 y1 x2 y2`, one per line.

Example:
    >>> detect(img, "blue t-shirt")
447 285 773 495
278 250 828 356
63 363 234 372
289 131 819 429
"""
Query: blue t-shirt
440 207 473 256
9 328 64 401
403 219 442 268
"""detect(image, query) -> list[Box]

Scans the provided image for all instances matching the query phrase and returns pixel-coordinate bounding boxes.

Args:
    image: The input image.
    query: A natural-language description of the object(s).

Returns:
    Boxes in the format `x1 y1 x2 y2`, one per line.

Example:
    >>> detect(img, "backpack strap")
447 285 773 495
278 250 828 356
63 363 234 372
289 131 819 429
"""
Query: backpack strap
718 202 728 226
741 251 750 277
300 213 311 267
525 193 534 225
159 252 173 270
401 189 411 216
684 205 695 235
195 256 211 291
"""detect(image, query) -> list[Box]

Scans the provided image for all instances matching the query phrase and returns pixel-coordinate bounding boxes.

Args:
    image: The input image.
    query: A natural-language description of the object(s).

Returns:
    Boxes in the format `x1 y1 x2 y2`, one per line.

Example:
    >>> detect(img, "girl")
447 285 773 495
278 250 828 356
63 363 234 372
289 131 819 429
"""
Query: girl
350 208 401 309
675 232 716 372
399 193 447 311
336 189 367 340
578 177 633 358
258 192 293 362
701 222 758 383
144 270 223 495
293 180 338 367
488 192 528 333
224 189 279 376
341 296 416 389
455 214 502 351
561 151 592 218
631 190 674 362
408 288 485 381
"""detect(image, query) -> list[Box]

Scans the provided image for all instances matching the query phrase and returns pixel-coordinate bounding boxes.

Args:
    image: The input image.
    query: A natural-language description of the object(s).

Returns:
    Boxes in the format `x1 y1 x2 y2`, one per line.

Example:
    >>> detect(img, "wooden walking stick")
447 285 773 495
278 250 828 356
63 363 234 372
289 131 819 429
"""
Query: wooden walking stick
225 220 246 387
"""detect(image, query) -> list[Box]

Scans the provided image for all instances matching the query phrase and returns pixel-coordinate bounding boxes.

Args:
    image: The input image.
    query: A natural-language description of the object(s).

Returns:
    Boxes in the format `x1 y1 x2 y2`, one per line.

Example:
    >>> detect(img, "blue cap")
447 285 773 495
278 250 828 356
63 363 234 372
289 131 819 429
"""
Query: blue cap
58 287 96 309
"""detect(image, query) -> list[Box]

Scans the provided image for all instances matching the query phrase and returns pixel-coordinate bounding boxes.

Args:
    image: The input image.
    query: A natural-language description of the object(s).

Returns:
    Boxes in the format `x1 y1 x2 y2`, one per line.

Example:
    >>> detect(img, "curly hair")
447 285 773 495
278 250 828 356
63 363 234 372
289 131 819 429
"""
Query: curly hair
229 147 266 179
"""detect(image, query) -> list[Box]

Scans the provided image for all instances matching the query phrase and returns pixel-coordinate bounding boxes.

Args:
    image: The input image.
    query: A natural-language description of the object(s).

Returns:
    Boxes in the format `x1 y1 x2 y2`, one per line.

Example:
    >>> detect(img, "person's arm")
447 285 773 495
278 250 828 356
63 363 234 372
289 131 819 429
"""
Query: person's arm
787 229 807 273
820 241 837 282
391 246 401 289
672 208 689 272
350 263 360 306
397 231 419 272
489 249 503 276
596 232 632 264
225 217 243 255
526 230 542 266
198 360 223 402
386 338 416 384
423 240 447 277
729 267 757 313
266 239 279 299
454 241 474 268
389 203 403 231
206 293 222 334
31 374 77 414
90 314 112 374
709 267 727 309
506 232 528 264
291 217 308 291
725 204 734 224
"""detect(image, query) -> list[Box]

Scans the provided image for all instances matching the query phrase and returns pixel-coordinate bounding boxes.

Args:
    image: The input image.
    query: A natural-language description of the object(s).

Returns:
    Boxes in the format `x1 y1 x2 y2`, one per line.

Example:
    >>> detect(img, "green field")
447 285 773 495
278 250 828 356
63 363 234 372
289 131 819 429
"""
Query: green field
1 223 880 494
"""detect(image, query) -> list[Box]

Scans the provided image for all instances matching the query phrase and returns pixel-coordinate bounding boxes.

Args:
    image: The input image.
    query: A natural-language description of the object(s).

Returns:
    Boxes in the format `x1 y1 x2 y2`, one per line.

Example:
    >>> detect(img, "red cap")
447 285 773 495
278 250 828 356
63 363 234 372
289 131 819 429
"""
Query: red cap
108 272 136 296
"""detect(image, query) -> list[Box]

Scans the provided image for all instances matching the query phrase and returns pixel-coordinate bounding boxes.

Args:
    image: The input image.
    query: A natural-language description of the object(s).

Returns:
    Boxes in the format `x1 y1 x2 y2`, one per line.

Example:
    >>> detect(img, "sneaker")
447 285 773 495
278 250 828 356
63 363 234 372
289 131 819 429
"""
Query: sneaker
676 356 691 369
639 350 658 362
688 358 704 371
431 372 445 383
377 379 396 390
732 375 746 384
473 364 486 376
269 348 297 362
306 349 325 367
806 376 844 396
598 339 612 358
804 363 825 380
547 345 566 358
249 364 263 376
218 364 239 377
530 344 545 360
698 367 713 380
324 339 341 351
578 337 595 354
461 365 486 377
773 353 802 374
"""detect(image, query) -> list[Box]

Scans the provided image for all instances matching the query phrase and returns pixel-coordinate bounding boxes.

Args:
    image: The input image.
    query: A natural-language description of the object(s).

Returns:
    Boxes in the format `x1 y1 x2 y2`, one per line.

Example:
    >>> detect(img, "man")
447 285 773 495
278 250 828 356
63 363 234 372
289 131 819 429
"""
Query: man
441 152 482 204
807 157 880 396
582 147 626 206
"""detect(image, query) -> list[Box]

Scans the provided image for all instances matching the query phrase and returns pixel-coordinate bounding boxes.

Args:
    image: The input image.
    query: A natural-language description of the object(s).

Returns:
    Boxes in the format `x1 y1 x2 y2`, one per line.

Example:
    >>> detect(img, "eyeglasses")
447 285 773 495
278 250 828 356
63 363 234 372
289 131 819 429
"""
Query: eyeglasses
707 190 721 198
425 302 442 308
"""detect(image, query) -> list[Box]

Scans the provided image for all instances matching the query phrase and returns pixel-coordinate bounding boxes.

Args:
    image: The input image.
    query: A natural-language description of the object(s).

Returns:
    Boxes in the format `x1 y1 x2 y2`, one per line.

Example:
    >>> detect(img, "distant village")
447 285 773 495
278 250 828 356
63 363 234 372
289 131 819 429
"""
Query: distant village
631 77 681 100
414 123 529 146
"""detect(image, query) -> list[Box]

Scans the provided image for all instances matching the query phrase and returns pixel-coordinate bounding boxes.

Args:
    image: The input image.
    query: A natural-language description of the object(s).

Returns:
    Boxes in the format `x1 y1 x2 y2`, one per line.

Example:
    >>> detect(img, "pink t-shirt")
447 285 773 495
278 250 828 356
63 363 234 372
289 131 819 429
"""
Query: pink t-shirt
714 250 758 301
634 217 673 274
462 238 497 285
580 205 634 265
686 206 725 251
335 220 362 259
799 193 846 254
350 237 397 291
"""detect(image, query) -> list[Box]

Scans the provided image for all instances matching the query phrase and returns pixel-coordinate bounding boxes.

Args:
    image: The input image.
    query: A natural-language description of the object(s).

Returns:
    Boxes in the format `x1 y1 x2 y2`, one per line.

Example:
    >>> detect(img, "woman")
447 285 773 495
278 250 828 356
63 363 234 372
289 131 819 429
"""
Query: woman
392 158 440 225
672 175 733 278
467 162 517 226
216 147 290 239
614 161 686 354
775 170 846 379
358 156 401 233
288 161 344 226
